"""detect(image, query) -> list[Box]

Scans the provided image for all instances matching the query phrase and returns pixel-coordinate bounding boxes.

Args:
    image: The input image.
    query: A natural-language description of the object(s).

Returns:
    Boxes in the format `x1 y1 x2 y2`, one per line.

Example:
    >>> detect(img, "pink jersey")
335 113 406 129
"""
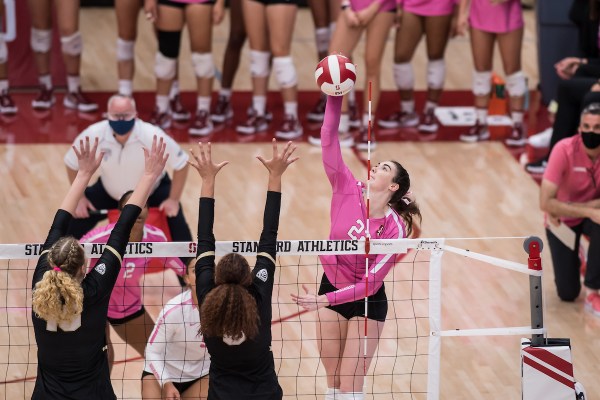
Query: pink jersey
398 0 456 16
319 96 406 306
543 135 600 227
468 0 523 34
351 0 396 13
81 224 186 320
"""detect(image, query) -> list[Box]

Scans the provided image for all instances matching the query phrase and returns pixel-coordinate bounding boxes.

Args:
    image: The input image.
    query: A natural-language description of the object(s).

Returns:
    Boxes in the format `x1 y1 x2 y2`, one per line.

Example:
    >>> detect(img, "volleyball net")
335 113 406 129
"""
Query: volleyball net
0 236 544 399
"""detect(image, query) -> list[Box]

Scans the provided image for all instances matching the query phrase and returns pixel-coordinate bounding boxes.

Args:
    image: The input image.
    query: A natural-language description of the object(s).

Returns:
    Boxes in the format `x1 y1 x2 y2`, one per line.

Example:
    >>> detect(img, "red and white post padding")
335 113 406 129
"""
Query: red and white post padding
521 338 582 400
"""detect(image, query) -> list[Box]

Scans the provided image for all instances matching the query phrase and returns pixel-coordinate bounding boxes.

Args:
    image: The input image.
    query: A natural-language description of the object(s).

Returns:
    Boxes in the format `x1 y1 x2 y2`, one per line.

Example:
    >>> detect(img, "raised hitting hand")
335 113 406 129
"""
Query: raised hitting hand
143 135 169 179
73 136 104 177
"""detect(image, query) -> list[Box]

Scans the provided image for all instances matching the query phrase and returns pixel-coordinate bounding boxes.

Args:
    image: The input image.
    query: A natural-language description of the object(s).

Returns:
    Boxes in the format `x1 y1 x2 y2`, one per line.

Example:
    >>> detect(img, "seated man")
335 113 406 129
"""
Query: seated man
63 94 193 267
540 102 600 315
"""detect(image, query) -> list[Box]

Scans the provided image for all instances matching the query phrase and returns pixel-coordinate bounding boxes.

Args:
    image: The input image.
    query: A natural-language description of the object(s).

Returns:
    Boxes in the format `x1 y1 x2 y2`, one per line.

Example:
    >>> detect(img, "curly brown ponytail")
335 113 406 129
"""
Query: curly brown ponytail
200 253 259 341
32 237 85 323
388 161 422 237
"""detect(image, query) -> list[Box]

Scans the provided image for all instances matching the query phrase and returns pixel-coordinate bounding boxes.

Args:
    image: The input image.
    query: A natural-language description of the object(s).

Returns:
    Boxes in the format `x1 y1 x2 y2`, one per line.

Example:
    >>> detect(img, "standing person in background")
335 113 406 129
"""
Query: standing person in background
211 0 247 124
0 1 16 114
150 0 225 136
27 0 97 112
64 95 194 268
80 190 186 370
31 136 168 399
457 0 527 146
310 0 395 150
114 0 156 97
294 95 421 400
236 0 303 140
378 0 457 134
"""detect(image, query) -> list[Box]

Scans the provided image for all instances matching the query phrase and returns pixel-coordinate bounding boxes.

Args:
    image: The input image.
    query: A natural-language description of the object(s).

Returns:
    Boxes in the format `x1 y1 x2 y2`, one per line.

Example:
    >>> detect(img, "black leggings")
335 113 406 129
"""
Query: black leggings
546 219 600 301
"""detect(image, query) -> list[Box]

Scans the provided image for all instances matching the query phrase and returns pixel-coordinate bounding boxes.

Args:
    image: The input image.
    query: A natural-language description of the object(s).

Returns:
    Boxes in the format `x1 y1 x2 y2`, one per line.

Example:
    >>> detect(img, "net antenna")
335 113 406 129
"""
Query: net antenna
363 80 373 378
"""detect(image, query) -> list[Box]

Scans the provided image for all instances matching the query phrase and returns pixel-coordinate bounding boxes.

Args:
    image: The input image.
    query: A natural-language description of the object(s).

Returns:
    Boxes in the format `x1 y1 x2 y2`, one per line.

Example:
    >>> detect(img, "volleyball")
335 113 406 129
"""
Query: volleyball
314 54 356 97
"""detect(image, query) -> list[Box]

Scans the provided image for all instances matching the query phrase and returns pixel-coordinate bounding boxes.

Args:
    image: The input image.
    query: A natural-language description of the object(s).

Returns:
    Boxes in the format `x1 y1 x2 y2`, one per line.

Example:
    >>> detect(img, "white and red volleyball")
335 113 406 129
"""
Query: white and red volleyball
315 55 356 97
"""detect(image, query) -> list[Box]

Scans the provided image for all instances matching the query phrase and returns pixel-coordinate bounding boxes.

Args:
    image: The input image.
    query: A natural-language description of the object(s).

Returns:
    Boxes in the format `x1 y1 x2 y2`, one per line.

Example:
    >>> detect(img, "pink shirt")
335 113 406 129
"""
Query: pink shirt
81 224 186 319
351 0 396 13
543 135 600 227
398 0 456 16
468 0 523 34
320 96 406 306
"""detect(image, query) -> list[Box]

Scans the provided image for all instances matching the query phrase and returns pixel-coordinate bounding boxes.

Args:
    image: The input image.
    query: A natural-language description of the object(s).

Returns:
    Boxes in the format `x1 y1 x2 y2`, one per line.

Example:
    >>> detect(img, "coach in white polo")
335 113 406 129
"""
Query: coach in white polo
63 94 193 257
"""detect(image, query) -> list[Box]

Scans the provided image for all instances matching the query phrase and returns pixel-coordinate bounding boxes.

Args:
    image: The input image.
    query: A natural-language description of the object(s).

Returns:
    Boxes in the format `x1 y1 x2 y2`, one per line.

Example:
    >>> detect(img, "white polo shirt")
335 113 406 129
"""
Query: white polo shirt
64 119 189 200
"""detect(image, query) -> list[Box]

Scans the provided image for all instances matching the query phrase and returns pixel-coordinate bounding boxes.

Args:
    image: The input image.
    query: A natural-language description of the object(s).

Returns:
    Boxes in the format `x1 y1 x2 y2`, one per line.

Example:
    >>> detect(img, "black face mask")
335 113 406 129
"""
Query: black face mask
581 131 600 149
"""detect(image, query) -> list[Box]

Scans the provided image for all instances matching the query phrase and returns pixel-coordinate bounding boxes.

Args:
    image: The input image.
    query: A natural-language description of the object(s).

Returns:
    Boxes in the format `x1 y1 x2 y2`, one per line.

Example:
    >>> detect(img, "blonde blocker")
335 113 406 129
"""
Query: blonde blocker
32 237 85 323
200 254 260 341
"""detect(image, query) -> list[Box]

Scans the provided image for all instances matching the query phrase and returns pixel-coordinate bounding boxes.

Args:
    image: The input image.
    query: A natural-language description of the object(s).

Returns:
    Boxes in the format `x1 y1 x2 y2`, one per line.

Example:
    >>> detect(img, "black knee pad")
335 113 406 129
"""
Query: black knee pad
156 30 182 59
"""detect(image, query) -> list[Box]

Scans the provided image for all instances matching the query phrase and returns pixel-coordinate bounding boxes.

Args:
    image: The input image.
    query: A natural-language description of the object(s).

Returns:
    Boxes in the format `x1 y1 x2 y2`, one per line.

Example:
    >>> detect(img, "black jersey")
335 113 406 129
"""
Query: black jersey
195 192 283 400
31 205 141 400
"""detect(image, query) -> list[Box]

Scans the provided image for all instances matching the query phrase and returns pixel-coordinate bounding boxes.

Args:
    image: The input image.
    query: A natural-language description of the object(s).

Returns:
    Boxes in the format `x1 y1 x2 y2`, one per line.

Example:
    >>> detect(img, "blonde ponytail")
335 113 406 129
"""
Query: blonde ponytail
32 237 85 323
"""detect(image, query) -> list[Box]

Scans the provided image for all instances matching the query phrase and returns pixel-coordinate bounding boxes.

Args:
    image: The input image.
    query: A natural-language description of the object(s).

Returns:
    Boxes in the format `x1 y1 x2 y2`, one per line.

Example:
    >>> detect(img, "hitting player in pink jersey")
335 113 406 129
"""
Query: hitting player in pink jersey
293 95 422 400
379 0 458 133
457 0 527 146
80 190 186 370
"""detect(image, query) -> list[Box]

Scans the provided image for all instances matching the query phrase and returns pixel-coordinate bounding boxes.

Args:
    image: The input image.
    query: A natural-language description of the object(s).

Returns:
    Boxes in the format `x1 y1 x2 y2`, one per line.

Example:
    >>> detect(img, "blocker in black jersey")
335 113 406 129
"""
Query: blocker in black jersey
31 205 141 400
195 192 283 400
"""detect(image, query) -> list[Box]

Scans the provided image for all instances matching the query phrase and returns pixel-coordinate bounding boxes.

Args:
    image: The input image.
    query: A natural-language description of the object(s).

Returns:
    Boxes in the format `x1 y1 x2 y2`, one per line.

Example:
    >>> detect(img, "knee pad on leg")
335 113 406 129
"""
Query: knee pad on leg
427 59 445 90
0 36 6 64
191 52 215 78
338 393 365 400
30 28 52 53
506 70 527 97
315 27 330 54
273 56 298 88
393 62 414 90
155 52 177 80
472 70 492 96
116 38 135 61
60 32 83 56
156 30 182 59
250 50 270 78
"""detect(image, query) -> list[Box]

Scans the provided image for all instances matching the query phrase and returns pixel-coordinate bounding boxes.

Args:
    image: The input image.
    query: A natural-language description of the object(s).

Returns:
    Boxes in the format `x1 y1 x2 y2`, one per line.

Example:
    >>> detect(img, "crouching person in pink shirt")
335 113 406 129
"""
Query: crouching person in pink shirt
540 103 600 315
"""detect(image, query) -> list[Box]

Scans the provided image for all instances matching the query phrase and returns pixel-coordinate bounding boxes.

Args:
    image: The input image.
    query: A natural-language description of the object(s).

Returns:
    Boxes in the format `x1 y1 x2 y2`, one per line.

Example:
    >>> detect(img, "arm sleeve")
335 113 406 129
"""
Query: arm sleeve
252 191 281 299
326 253 398 306
32 209 73 288
84 204 141 302
145 306 178 388
320 96 358 194
195 198 216 306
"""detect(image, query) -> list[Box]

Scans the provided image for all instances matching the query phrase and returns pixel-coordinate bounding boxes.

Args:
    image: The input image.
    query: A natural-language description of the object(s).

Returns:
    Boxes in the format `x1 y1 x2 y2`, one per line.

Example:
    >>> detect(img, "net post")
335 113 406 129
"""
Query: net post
524 236 544 346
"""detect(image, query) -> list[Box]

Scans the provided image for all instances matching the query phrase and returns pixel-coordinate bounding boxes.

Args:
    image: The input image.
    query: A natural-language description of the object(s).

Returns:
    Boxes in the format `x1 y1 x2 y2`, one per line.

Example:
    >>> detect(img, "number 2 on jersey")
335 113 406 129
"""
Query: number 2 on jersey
123 262 136 279
347 219 365 240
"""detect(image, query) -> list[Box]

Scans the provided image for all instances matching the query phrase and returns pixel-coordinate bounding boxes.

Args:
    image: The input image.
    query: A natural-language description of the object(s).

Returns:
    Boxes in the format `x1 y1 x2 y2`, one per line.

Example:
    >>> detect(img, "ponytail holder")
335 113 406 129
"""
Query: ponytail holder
53 267 61 272
402 197 411 205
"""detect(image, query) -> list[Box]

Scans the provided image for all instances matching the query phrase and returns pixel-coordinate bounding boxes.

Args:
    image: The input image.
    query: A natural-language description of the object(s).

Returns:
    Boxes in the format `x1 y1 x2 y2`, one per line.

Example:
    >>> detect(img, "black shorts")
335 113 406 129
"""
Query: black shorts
158 0 215 8
142 370 202 394
318 273 388 322
107 306 145 326
249 0 299 5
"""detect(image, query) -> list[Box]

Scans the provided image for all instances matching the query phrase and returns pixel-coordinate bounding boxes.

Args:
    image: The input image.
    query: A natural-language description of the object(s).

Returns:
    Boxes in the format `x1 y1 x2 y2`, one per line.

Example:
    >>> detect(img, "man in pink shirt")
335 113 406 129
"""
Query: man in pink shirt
540 103 600 315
